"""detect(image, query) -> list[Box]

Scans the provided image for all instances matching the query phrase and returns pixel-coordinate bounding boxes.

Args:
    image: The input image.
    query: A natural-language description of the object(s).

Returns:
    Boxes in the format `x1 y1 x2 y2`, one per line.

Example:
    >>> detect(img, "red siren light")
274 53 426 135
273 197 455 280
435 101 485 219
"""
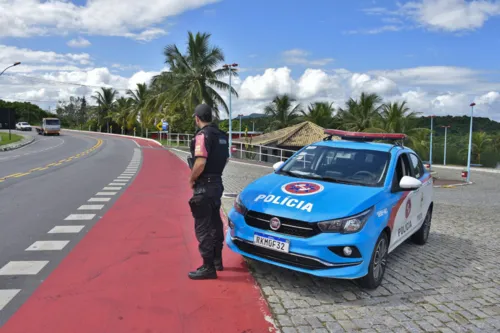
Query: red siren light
324 129 407 142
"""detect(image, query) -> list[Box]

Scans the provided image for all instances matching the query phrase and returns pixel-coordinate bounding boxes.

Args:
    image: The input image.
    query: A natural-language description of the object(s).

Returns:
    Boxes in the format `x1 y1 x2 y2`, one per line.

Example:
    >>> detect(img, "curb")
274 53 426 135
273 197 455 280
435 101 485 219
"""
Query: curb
0 134 35 152
433 181 474 188
430 164 500 174
62 129 163 147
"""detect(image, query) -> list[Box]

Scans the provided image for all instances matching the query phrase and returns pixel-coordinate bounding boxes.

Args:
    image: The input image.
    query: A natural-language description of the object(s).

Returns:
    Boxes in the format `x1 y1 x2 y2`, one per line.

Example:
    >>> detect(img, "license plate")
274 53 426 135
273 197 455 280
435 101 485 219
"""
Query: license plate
253 232 290 253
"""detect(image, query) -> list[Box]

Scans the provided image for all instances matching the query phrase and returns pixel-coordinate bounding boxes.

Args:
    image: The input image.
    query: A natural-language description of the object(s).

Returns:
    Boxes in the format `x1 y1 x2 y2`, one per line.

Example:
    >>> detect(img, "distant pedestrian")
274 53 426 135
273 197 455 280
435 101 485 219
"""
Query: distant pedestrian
187 104 229 279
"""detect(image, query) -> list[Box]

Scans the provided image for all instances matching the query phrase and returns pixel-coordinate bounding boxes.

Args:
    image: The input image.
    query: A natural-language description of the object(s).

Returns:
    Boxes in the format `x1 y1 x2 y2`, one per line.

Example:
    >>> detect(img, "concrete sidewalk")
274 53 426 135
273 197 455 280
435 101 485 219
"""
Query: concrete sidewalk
1 139 276 333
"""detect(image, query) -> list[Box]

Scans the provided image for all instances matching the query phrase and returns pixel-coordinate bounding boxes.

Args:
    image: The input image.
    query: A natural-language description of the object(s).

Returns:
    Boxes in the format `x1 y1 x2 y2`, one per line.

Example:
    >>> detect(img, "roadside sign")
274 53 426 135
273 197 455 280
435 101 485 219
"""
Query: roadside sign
162 121 169 132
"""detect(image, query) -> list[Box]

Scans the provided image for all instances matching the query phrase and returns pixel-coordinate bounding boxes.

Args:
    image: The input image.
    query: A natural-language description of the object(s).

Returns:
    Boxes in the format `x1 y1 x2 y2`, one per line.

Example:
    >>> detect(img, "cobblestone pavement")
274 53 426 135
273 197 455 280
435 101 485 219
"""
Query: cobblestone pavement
168 148 500 333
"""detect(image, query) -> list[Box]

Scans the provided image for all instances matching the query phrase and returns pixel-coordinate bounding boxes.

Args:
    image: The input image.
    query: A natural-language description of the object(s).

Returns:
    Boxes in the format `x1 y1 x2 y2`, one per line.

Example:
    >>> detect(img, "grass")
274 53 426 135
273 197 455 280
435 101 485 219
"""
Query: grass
0 132 23 146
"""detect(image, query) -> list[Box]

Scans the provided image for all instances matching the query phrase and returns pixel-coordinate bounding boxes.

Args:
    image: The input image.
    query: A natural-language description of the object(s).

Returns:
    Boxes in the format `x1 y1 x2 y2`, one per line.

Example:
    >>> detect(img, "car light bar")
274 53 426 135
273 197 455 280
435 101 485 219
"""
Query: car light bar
323 129 407 142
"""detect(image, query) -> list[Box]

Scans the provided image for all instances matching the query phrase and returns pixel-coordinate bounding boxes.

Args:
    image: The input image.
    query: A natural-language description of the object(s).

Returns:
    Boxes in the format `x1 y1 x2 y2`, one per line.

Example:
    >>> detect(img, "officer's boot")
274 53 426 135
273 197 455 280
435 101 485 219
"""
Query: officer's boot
214 248 223 271
188 258 217 280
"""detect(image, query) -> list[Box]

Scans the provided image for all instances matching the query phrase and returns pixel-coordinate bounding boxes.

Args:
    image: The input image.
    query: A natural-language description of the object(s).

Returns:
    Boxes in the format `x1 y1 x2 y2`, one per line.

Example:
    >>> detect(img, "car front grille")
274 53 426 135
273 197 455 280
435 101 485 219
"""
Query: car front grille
232 238 327 270
244 210 320 238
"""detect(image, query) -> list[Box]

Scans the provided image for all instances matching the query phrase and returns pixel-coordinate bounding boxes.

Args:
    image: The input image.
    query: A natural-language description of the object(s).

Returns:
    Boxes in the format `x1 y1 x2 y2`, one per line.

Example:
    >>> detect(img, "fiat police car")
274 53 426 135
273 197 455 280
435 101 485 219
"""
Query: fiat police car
226 129 433 289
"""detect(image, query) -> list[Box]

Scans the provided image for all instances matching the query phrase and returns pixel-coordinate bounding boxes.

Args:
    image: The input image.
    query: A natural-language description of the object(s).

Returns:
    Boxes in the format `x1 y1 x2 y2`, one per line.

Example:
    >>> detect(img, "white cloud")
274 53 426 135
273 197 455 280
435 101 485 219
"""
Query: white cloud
282 49 334 67
215 66 500 121
401 0 500 32
0 44 92 71
67 37 91 48
0 0 219 41
362 0 500 34
2 45 500 122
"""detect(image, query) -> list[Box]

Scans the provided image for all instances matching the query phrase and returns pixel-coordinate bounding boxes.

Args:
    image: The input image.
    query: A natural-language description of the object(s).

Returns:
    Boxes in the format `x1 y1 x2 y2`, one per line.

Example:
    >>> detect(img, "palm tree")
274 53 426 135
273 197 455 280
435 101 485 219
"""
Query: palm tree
300 102 335 128
112 97 134 133
92 87 118 132
264 94 302 131
161 31 238 119
126 83 150 135
337 92 383 131
470 132 492 164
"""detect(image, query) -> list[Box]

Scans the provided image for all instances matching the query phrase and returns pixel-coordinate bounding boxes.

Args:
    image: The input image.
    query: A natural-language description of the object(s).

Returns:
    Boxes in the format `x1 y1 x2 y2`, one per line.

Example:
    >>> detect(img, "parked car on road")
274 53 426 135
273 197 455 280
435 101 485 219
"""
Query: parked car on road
15 122 32 131
226 129 434 289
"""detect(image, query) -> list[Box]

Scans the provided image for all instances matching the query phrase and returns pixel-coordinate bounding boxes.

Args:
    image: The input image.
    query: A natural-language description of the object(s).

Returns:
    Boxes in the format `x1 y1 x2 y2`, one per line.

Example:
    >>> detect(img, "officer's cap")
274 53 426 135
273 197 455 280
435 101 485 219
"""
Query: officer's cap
193 104 212 121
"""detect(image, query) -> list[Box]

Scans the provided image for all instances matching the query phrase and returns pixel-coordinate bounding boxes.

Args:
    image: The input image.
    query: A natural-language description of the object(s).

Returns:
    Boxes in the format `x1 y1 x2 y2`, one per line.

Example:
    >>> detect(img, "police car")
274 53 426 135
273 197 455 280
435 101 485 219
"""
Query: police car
226 129 433 289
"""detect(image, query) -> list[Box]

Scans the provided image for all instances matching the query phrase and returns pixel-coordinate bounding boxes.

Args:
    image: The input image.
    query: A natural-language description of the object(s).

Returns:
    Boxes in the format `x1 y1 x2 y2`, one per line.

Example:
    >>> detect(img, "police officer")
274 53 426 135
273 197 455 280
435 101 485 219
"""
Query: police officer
187 103 229 280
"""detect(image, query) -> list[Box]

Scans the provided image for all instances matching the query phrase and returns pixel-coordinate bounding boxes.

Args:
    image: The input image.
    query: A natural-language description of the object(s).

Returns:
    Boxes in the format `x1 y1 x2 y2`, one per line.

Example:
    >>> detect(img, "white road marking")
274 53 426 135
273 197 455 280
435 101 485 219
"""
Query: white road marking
0 261 49 275
103 187 122 190
0 289 21 310
117 176 132 179
133 140 140 147
88 197 111 202
96 191 117 195
48 225 85 233
26 240 70 251
113 179 128 183
64 214 95 220
0 137 65 162
78 204 104 210
109 183 125 186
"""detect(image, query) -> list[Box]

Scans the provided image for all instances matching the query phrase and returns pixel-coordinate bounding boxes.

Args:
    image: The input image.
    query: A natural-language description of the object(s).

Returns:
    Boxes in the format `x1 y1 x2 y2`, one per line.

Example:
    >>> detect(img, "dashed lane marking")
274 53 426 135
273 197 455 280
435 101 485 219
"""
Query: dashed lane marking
0 261 49 275
0 148 143 314
48 226 85 234
0 290 21 311
0 138 103 183
64 214 96 220
88 197 111 202
78 204 104 210
25 241 70 251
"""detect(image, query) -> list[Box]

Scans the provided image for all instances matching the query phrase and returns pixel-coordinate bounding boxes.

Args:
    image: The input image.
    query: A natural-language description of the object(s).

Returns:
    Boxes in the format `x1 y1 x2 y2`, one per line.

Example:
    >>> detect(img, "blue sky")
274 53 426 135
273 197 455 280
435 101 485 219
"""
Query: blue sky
1 0 500 120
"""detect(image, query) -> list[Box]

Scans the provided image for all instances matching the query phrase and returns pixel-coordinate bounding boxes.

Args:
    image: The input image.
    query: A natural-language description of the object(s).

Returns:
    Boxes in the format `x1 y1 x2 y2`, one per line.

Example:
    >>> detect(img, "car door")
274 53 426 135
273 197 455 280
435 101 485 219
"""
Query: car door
388 152 418 251
408 152 432 227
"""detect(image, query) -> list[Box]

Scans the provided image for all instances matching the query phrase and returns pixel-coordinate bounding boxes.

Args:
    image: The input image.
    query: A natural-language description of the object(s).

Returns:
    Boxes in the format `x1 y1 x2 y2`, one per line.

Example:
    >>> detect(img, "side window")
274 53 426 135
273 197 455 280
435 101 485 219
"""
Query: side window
393 153 412 190
409 153 424 179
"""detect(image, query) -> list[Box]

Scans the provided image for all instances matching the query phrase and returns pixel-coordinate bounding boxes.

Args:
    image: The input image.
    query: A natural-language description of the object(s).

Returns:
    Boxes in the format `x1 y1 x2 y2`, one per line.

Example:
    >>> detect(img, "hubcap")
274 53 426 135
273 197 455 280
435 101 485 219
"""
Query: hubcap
372 238 387 281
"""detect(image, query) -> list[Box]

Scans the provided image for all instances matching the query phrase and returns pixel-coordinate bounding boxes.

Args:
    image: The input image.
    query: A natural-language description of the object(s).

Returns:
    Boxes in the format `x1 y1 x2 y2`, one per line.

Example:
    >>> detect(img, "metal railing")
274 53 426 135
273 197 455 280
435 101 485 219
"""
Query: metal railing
148 132 297 163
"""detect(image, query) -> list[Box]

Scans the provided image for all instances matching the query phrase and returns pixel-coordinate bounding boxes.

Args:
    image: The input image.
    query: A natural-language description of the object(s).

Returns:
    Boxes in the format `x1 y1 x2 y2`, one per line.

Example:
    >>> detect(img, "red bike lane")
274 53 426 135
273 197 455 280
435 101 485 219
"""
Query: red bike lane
1 138 276 333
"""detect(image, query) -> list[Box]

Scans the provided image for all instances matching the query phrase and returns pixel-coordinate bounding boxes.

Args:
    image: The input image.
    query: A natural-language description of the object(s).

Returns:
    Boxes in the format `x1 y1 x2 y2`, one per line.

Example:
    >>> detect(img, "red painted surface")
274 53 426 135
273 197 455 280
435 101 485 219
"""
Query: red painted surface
2 138 275 333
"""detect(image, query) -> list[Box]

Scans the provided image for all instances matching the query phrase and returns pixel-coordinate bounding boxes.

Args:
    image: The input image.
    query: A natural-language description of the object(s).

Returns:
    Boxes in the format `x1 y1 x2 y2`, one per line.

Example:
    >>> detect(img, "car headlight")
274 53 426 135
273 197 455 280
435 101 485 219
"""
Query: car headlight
317 207 374 234
234 194 248 215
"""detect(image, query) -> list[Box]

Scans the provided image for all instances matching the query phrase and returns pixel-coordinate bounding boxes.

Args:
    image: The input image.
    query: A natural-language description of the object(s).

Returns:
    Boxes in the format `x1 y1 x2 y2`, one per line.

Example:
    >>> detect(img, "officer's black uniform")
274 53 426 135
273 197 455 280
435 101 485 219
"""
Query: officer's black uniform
187 104 229 280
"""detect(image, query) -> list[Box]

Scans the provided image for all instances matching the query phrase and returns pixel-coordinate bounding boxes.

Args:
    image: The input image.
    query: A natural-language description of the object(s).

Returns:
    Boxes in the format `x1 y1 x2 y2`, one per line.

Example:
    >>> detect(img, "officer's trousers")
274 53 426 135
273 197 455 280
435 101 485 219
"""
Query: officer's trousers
188 182 224 262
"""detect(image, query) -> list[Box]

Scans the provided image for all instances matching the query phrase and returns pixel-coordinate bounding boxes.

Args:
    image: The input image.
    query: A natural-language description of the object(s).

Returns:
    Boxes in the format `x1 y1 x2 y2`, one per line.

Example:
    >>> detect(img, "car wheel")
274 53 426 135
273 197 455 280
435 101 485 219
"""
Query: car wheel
411 206 432 245
357 231 388 290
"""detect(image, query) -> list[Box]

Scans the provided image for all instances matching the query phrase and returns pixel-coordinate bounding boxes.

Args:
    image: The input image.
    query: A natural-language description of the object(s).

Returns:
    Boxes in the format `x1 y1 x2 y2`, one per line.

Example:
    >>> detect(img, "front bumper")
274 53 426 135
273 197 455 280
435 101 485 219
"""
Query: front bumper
226 209 379 279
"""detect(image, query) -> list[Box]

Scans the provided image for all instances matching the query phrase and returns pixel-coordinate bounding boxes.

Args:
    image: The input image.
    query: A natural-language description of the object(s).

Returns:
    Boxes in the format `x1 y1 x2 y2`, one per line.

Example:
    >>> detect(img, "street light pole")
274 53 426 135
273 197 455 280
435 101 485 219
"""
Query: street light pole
429 115 434 171
0 62 21 140
466 103 475 182
0 62 21 76
440 125 451 166
222 63 238 157
239 114 243 138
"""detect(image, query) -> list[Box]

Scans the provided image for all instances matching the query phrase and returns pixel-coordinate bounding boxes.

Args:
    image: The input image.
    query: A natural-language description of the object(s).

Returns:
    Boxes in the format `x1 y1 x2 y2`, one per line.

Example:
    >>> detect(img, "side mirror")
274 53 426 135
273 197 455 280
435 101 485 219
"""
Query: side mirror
399 176 422 191
273 161 285 171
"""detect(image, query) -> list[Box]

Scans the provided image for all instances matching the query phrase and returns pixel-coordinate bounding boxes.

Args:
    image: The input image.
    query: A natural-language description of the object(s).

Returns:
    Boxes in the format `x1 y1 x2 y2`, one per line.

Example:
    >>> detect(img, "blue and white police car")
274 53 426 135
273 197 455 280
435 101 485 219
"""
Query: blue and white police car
226 129 434 289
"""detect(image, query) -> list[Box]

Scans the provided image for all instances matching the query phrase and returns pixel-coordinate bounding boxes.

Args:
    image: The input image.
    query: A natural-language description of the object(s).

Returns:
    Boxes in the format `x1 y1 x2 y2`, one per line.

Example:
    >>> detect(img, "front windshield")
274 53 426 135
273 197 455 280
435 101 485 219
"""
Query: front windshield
278 145 390 187
45 119 60 125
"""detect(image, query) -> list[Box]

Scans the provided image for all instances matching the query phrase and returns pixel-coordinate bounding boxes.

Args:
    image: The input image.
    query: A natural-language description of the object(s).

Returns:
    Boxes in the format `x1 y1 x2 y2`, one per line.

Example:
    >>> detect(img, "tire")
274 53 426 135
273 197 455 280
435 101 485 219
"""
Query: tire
411 206 432 245
357 231 389 290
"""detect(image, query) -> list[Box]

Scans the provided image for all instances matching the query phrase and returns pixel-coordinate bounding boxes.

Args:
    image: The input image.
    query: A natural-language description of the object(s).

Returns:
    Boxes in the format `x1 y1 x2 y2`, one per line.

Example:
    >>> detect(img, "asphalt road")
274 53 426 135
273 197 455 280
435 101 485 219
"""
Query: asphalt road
0 130 140 326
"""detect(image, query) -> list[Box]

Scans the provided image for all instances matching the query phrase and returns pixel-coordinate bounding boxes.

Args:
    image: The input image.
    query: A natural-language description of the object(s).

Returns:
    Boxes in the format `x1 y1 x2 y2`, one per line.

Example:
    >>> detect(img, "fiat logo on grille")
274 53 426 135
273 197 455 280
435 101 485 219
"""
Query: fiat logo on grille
269 217 281 230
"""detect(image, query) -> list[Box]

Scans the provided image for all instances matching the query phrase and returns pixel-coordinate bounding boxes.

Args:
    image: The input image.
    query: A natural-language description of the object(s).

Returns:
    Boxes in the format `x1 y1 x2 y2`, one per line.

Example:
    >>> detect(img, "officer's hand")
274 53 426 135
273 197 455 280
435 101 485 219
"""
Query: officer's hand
189 179 195 189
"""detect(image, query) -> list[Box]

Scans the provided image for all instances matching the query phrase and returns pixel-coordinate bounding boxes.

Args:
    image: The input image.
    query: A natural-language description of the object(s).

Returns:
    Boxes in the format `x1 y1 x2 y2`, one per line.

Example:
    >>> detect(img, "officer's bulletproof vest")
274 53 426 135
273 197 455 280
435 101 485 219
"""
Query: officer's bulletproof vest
190 124 229 177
